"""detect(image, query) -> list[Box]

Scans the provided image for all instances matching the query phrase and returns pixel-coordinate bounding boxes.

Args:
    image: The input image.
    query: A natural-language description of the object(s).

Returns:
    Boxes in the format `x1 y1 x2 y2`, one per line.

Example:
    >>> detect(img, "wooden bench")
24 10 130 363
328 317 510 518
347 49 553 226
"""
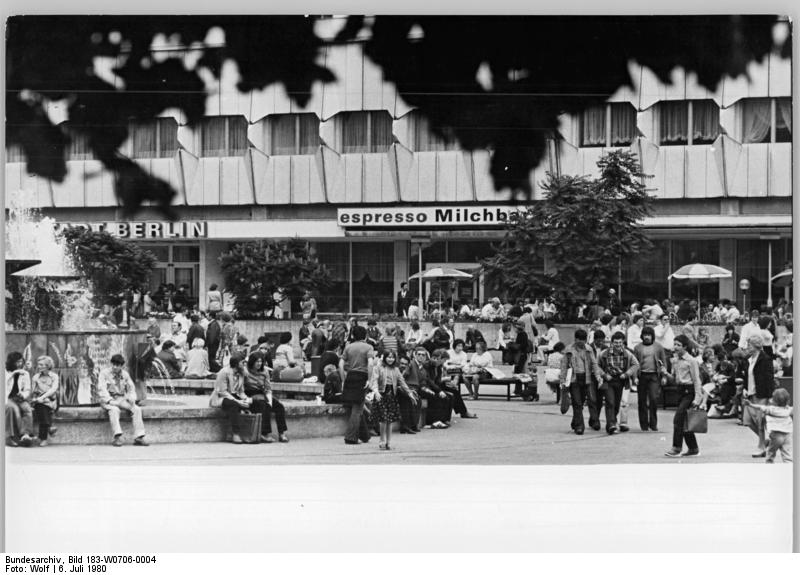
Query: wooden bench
474 378 518 401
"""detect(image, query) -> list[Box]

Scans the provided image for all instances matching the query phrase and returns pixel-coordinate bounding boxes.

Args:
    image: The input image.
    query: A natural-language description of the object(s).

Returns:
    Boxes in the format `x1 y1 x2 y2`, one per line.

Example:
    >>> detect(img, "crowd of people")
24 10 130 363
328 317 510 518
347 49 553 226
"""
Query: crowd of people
5 282 793 459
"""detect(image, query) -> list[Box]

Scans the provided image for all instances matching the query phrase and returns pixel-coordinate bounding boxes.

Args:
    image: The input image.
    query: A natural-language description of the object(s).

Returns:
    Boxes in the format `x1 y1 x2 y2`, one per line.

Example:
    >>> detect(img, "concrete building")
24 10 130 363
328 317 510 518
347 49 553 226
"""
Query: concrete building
6 24 792 314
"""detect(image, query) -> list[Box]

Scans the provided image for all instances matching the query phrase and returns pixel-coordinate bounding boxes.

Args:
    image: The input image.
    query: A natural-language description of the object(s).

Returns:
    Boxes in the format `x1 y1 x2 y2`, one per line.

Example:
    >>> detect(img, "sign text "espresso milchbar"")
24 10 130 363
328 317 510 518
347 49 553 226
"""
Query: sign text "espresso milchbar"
337 206 526 228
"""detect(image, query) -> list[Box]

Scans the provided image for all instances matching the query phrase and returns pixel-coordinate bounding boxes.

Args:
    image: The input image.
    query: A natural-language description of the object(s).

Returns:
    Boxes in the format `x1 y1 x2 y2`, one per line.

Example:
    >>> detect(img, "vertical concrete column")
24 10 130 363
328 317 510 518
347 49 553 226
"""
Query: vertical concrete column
719 238 736 302
394 240 409 313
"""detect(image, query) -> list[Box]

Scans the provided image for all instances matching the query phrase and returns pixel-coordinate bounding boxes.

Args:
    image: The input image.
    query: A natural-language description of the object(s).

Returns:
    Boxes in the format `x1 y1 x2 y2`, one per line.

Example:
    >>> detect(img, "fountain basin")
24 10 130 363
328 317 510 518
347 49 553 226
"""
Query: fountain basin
5 329 150 406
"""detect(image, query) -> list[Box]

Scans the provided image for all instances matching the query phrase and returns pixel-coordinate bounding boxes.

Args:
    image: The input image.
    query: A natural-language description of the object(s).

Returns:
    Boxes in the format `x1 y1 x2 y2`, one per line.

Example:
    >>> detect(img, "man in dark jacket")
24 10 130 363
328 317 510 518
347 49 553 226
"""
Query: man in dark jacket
598 332 640 435
156 341 183 379
396 282 411 317
205 312 222 372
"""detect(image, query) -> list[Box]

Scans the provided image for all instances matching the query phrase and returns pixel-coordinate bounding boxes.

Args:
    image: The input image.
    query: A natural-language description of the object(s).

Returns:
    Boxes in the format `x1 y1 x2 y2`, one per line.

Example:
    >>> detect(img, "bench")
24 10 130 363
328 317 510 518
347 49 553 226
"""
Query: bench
50 398 349 444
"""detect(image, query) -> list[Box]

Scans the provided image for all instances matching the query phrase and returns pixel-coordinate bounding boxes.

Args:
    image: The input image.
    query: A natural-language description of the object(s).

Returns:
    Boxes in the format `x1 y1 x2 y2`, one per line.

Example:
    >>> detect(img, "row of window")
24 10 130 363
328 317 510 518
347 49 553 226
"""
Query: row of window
581 97 791 148
5 98 792 162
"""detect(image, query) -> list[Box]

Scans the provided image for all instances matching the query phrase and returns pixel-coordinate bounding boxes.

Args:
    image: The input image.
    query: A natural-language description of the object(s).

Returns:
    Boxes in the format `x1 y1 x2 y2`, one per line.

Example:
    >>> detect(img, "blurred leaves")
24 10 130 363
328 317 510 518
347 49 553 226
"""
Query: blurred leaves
6 15 786 215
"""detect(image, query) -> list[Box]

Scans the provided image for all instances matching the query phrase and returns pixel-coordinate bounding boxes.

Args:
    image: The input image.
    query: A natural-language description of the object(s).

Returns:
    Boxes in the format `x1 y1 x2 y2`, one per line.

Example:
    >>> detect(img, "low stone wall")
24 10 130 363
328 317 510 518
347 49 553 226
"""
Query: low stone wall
52 401 348 445
144 378 324 399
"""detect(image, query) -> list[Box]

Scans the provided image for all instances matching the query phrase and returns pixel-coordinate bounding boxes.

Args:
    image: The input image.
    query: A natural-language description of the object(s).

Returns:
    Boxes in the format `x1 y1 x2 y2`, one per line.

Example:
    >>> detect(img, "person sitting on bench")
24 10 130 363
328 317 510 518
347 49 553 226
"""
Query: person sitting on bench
97 354 149 447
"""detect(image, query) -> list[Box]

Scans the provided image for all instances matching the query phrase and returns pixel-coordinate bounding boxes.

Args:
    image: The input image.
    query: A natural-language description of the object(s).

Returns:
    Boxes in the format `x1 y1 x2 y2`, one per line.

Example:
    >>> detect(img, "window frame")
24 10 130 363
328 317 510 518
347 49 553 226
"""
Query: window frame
199 115 249 158
267 113 320 156
338 110 394 154
128 117 179 159
579 102 638 148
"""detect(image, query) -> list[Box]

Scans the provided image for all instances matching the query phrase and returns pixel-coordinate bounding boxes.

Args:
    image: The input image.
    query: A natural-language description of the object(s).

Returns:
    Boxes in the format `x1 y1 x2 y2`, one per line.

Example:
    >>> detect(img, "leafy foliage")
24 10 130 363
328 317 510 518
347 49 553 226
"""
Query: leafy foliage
61 227 157 304
219 239 332 318
5 277 66 331
483 150 654 305
6 16 786 215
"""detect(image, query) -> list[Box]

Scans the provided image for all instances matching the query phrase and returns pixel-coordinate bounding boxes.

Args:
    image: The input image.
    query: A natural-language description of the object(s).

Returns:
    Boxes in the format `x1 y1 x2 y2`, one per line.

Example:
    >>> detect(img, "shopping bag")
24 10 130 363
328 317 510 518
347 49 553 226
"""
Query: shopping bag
559 386 570 414
237 412 262 443
683 408 708 434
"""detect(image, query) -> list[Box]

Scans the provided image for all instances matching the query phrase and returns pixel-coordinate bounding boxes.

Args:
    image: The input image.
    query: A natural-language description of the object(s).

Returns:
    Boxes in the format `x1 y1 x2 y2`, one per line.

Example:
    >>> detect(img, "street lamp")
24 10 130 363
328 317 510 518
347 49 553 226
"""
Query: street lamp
739 278 750 315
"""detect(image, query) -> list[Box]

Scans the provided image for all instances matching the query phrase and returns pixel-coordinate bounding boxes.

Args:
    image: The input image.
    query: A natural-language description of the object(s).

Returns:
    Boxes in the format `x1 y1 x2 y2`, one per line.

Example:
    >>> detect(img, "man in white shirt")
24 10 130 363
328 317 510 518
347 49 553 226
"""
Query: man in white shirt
654 315 675 352
97 354 148 447
738 310 761 349
627 314 645 350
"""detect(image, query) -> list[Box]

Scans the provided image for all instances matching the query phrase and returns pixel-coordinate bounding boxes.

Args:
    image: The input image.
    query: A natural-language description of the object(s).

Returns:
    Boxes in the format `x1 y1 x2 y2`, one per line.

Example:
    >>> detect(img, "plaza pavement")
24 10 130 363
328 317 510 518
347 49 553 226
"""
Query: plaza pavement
5 383 772 466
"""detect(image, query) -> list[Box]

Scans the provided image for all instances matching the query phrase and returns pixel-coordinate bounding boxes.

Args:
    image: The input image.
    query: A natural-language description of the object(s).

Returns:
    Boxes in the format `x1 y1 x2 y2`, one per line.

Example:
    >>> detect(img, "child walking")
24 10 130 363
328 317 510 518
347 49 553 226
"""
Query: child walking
744 388 793 463
369 351 416 451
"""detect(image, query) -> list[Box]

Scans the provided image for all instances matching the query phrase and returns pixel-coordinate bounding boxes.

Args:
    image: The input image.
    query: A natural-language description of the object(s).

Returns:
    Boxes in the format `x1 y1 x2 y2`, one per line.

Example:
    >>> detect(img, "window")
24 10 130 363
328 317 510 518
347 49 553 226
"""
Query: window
199 116 248 157
580 102 638 148
741 97 792 144
63 125 95 160
336 111 394 153
6 144 24 162
266 113 320 155
409 111 458 151
130 118 178 158
659 100 719 146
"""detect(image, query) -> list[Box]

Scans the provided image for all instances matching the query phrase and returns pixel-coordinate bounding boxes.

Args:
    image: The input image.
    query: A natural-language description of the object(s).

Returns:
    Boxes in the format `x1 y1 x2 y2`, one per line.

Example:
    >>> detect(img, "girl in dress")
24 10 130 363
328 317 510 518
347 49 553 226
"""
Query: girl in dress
369 351 414 450
30 355 59 446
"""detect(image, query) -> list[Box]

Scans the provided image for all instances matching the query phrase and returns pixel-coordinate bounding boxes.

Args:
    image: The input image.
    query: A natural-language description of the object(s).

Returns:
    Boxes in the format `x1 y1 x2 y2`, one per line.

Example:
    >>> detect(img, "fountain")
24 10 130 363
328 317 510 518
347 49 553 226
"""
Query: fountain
5 189 149 405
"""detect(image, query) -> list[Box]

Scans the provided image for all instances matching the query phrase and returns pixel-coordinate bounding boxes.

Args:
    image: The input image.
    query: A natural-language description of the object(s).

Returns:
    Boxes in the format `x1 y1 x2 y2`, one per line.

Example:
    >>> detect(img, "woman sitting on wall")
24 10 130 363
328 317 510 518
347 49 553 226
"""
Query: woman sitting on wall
5 351 34 447
30 355 59 447
185 338 212 379
243 352 288 443
273 332 296 381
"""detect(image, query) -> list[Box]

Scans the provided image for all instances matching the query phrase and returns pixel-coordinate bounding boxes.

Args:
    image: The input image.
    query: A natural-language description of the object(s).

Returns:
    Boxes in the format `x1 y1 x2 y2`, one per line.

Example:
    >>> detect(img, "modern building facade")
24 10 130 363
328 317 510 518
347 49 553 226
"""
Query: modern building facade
5 24 793 314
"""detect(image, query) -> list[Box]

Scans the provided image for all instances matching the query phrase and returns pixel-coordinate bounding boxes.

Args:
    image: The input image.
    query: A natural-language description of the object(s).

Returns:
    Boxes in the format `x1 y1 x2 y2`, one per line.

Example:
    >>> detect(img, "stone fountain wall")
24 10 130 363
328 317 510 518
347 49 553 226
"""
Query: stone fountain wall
5 330 149 406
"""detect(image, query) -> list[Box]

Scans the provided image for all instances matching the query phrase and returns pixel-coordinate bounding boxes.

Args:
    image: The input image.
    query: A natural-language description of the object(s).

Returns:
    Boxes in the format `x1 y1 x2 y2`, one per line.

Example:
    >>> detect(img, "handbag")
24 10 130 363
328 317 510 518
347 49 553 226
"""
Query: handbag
559 385 570 414
237 412 262 443
684 408 708 434
209 389 222 408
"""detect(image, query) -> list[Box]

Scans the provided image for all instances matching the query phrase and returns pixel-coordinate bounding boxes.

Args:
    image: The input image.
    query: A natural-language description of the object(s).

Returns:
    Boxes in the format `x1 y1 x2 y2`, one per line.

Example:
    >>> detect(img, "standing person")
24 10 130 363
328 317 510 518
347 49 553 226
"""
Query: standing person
663 335 703 458
205 311 222 372
206 283 223 313
744 388 793 463
112 299 132 329
544 342 566 403
607 288 621 316
560 329 603 435
739 310 762 350
370 351 416 450
627 314 645 350
216 312 237 368
740 335 776 458
309 319 329 358
396 282 411 317
654 315 675 352
633 326 669 432
211 355 251 444
29 356 59 446
186 314 206 349
97 354 149 447
243 353 288 443
142 290 154 316
5 351 34 447
339 325 374 445
597 332 640 435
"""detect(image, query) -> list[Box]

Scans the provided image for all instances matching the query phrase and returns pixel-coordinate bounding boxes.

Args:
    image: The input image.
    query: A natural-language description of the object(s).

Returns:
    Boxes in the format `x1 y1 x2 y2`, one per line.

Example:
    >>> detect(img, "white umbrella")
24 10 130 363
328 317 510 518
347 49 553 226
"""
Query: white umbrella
771 268 793 288
409 267 474 312
408 267 474 281
668 263 732 310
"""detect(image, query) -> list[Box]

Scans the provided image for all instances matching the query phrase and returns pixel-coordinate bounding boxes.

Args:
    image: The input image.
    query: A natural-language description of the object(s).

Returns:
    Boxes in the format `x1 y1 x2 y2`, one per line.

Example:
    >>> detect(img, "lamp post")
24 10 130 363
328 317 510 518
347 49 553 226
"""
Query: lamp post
739 278 750 315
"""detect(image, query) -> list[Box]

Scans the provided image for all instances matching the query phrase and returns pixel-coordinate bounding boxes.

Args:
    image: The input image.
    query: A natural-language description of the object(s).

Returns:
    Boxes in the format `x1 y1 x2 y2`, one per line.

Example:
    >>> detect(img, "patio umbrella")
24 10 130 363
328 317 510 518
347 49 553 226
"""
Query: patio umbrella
668 263 732 310
771 268 793 288
408 267 474 311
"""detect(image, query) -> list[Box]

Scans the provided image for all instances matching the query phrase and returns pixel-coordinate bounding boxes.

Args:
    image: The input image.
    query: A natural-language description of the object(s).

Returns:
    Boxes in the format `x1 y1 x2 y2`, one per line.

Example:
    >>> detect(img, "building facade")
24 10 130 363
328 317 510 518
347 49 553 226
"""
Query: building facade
5 30 793 314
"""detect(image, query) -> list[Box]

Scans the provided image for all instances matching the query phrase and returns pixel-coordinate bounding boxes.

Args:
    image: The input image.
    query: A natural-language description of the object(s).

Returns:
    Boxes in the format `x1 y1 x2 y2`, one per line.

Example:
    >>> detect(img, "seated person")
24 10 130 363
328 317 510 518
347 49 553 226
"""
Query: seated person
155 340 183 379
464 340 493 400
184 338 212 378
97 354 149 447
279 363 305 382
5 351 34 447
445 338 469 394
243 352 288 443
322 363 343 404
211 355 252 444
